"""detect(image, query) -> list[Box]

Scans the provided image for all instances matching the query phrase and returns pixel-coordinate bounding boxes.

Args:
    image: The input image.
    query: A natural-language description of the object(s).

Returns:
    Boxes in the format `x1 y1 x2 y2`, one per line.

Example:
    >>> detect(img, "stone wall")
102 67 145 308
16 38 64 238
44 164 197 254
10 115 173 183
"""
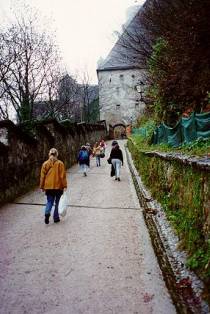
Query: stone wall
0 119 106 205
128 138 210 283
98 68 146 128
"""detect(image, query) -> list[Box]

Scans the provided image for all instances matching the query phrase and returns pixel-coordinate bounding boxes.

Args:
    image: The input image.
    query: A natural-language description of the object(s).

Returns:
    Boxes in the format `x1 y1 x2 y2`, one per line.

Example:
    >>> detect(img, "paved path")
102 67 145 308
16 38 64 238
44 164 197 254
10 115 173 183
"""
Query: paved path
0 140 176 314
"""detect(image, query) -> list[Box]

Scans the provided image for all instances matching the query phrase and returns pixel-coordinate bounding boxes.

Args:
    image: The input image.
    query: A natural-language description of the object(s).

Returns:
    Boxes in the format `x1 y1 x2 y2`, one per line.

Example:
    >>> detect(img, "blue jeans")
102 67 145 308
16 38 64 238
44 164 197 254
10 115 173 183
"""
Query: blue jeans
96 155 101 166
45 192 62 219
111 159 122 178
80 163 88 174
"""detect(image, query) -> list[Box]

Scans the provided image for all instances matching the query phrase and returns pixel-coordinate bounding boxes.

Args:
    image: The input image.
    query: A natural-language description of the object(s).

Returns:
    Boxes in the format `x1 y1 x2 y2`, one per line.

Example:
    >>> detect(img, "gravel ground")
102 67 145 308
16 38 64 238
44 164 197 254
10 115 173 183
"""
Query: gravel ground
0 140 176 314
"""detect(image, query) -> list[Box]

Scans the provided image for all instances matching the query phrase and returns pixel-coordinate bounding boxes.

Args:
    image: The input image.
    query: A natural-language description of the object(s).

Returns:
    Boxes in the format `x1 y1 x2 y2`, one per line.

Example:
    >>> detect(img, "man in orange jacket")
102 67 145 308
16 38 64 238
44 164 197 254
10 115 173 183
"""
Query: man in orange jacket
40 148 67 224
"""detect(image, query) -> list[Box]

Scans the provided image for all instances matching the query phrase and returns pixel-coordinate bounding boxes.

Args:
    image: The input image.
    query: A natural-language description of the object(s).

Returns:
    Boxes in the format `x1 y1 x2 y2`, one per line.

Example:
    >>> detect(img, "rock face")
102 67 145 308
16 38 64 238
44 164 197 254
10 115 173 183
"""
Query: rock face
98 68 146 128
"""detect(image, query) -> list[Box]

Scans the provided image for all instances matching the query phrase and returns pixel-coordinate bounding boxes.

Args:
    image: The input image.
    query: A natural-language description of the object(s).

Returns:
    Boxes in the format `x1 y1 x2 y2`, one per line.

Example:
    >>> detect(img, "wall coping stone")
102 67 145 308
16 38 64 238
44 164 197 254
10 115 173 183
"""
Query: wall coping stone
0 120 37 145
143 151 210 171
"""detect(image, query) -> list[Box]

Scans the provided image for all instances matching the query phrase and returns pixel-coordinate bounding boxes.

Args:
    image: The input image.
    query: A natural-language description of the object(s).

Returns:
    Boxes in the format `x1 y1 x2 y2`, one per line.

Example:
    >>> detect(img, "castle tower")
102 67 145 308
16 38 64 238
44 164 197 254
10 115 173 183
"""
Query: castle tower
97 5 147 136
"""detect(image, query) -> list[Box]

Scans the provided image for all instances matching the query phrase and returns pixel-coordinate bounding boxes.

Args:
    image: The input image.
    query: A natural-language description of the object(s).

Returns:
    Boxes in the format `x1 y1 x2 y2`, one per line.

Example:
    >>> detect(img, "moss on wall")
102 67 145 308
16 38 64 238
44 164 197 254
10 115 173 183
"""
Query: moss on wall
128 138 210 285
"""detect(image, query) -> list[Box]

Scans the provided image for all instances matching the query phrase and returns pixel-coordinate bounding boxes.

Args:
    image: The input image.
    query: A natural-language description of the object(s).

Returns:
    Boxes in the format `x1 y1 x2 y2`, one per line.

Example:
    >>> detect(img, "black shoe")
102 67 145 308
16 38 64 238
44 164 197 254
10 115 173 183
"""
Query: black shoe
54 217 60 223
84 172 87 176
115 178 117 180
118 178 121 181
45 214 50 224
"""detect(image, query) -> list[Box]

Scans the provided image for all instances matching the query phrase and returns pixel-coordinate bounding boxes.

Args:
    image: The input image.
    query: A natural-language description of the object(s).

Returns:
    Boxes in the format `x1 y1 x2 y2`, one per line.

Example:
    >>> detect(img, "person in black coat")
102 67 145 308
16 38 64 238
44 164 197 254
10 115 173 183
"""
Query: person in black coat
108 142 123 181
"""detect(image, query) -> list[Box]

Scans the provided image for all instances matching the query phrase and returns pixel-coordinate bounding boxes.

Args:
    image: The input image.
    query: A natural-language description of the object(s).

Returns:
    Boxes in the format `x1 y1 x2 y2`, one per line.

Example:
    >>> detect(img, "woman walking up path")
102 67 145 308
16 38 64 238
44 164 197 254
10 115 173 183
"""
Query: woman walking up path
108 141 123 181
40 148 67 224
93 141 102 167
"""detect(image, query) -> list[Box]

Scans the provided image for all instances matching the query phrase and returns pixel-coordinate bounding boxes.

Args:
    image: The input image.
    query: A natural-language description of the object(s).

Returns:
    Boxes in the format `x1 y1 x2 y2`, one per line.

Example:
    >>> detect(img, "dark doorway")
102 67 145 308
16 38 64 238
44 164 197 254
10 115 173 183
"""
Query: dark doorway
113 124 126 139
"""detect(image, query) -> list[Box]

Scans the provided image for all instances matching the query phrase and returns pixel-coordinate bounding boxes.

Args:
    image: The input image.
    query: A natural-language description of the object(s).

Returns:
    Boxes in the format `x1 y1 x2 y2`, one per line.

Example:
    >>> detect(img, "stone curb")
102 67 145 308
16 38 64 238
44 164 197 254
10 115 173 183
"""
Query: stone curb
125 145 209 314
142 151 210 171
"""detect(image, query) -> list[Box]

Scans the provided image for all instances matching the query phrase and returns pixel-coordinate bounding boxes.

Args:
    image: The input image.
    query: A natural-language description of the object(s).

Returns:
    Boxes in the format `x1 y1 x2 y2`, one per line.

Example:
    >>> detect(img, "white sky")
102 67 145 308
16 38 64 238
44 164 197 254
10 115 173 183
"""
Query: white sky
0 0 145 83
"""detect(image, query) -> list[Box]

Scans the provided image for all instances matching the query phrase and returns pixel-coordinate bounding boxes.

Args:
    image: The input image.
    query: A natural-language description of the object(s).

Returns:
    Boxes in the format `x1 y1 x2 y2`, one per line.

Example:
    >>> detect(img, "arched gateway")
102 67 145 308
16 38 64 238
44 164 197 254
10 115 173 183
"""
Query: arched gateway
109 123 130 139
113 123 126 139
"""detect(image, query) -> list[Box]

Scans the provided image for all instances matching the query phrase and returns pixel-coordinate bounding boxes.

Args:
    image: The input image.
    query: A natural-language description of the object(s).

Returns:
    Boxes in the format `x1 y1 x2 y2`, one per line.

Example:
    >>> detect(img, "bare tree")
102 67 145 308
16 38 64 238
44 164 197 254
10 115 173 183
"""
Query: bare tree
0 98 10 120
57 73 83 122
32 66 62 120
0 12 60 122
0 31 17 120
110 5 153 71
79 71 99 123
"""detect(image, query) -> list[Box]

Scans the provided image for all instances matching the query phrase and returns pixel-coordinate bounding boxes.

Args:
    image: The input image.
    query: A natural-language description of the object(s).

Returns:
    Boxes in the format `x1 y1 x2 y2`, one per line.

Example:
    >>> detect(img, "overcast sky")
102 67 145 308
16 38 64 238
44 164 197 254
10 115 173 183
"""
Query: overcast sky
0 0 145 83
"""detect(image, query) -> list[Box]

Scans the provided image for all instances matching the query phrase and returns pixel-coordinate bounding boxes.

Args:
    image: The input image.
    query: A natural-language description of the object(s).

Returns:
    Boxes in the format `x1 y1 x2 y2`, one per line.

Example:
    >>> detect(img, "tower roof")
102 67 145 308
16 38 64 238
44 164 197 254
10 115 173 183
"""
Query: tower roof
97 5 148 72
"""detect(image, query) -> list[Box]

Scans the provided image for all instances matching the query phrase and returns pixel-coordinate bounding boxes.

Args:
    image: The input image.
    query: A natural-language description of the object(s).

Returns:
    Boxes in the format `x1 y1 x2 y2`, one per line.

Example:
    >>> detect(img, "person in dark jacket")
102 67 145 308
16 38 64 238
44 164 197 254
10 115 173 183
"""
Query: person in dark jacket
109 143 123 181
85 143 92 167
77 146 90 176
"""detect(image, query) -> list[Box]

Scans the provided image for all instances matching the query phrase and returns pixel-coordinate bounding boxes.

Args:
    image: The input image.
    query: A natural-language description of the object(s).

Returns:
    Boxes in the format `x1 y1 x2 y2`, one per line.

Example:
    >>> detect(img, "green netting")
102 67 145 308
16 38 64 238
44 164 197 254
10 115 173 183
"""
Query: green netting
156 124 168 144
133 111 210 147
164 120 183 147
152 111 210 146
182 113 197 143
196 112 210 139
132 127 147 137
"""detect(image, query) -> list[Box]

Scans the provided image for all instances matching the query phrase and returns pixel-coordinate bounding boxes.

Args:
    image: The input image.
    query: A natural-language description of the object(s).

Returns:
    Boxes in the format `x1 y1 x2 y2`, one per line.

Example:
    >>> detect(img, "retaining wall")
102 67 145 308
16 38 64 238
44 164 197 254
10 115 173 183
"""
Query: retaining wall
128 138 210 285
0 119 106 205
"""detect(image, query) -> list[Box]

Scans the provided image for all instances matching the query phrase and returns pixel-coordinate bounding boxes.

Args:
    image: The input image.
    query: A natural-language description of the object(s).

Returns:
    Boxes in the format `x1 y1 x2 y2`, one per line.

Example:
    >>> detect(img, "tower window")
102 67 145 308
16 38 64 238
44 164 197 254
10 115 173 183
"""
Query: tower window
116 104 121 110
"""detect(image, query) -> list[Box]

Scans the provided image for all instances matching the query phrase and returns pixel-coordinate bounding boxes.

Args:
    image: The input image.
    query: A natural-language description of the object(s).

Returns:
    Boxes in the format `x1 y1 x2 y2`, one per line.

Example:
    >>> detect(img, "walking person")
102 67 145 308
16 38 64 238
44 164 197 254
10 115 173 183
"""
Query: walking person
108 141 123 181
40 148 67 224
85 143 92 167
78 145 90 176
93 142 102 167
99 139 106 154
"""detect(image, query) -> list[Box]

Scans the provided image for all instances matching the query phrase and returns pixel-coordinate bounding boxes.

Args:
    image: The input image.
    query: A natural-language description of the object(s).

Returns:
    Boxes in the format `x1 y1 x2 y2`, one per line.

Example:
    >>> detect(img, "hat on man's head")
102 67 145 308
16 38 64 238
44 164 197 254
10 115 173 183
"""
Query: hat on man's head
112 140 118 146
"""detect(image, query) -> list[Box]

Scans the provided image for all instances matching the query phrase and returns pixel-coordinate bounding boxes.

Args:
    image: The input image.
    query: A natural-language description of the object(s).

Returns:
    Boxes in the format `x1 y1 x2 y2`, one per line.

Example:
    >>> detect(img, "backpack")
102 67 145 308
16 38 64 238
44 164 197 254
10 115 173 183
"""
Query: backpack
79 150 89 161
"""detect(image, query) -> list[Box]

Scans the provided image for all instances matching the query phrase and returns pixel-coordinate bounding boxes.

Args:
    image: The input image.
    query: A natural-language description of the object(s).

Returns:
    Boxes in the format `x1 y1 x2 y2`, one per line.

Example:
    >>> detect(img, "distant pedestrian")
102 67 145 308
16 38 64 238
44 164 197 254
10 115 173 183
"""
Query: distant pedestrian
93 142 102 167
85 143 92 166
78 145 90 176
40 148 67 224
99 139 106 154
108 142 123 181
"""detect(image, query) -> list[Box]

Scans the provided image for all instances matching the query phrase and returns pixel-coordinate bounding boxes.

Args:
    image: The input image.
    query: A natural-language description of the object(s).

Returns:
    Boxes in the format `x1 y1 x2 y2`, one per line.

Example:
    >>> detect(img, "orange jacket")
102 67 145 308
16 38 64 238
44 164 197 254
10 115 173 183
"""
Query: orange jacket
40 159 67 190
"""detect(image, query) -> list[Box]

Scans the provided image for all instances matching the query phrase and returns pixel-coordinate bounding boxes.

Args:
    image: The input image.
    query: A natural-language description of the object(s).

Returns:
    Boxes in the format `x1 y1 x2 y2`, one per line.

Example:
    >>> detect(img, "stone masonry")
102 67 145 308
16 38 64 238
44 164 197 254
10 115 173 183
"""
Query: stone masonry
98 68 145 128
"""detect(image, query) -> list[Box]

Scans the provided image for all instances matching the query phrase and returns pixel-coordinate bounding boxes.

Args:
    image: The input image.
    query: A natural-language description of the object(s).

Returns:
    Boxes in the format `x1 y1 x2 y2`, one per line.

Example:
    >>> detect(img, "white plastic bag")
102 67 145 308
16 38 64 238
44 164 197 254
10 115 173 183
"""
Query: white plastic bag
58 192 68 217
